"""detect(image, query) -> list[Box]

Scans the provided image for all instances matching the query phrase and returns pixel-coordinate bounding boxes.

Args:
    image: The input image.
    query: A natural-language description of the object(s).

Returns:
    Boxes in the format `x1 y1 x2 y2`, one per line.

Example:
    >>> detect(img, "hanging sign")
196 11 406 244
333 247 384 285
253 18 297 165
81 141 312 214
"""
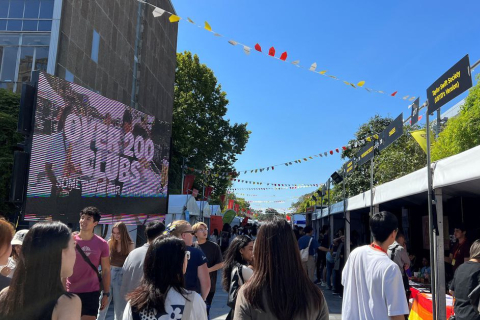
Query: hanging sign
411 98 420 125
356 140 375 167
379 113 404 152
427 54 472 114
344 159 355 176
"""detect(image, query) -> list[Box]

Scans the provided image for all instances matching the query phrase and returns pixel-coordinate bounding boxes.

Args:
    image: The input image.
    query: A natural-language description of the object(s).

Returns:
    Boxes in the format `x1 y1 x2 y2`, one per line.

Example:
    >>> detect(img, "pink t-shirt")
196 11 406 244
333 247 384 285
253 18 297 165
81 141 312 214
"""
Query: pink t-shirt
66 234 109 293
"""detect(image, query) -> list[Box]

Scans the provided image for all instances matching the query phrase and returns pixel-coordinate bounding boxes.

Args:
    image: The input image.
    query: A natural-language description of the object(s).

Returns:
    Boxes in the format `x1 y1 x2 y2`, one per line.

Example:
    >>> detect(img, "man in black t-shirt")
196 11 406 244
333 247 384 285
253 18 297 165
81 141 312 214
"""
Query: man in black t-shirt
316 225 330 284
193 222 224 318
450 239 480 320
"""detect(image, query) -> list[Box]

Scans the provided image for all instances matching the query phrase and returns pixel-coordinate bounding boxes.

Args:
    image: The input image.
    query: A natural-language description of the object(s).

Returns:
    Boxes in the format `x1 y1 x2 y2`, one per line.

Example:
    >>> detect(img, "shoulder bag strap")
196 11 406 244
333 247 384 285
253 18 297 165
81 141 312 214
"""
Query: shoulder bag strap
181 292 194 320
390 244 399 261
76 243 102 283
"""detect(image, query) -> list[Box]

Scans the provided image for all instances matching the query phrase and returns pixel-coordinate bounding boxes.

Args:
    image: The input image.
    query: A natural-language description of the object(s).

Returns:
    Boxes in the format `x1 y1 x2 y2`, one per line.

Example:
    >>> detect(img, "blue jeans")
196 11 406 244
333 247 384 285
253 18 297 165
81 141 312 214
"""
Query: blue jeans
97 266 124 320
326 260 334 289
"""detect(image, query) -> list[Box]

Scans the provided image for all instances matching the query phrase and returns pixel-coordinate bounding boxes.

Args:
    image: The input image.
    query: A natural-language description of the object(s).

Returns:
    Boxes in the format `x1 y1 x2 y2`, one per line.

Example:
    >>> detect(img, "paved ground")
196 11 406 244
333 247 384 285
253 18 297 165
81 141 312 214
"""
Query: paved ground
210 272 342 320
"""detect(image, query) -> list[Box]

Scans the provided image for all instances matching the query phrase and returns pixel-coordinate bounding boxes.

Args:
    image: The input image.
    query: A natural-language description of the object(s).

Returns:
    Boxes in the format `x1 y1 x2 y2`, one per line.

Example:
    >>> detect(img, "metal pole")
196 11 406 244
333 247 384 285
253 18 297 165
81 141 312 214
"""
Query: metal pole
369 157 374 216
436 108 441 138
201 175 205 222
343 167 346 218
426 110 437 320
181 157 185 194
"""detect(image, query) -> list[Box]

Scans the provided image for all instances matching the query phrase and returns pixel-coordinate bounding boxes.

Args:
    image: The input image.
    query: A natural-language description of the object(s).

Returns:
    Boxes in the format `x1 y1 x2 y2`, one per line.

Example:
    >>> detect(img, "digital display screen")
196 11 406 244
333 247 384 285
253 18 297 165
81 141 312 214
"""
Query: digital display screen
25 72 170 222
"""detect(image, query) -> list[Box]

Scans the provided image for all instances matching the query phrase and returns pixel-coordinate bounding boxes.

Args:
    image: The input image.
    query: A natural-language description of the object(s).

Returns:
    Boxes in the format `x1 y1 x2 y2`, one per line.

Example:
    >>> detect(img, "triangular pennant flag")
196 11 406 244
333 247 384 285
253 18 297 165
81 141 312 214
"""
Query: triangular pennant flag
272 166 274 170
303 158 307 161
268 47 275 57
343 81 351 86
169 14 181 23
319 154 323 157
350 83 357 88
152 7 165 17
336 148 339 153
324 152 328 156
243 46 251 55
204 21 212 32
214 33 222 37
255 43 262 52
403 95 409 100
409 96 416 101
309 156 313 159
330 150 334 155
280 52 287 61
391 91 398 97
357 81 365 87
292 60 300 66
366 137 372 142
319 70 327 75
328 75 338 80
365 88 372 92
342 146 347 150
228 40 238 46
309 63 317 72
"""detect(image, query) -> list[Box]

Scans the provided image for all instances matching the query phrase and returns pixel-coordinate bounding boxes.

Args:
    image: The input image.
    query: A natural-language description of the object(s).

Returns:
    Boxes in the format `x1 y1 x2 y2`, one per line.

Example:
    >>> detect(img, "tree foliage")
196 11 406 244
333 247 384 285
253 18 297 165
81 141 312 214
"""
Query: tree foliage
432 77 480 161
0 89 22 218
169 52 250 202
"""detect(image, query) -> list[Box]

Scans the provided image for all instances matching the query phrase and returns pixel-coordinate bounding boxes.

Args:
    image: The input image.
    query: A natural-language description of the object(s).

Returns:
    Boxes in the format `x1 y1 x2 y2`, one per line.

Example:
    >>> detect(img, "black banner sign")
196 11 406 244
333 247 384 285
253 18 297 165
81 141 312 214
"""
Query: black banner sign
427 54 472 114
379 113 404 152
356 141 375 167
344 159 355 176
411 98 420 125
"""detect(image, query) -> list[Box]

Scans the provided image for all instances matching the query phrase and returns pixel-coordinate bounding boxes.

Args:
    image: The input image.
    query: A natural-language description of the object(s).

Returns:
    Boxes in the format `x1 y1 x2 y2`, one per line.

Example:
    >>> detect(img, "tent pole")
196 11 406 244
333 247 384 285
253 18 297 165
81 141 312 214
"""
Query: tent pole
426 110 438 319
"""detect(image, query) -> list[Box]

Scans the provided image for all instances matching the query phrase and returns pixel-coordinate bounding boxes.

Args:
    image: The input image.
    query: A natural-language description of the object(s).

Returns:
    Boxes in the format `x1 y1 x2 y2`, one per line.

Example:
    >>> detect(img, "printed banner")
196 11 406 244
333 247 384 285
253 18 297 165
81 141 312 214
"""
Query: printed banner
427 54 472 114
379 113 404 152
356 140 375 167
344 160 355 176
411 98 420 125
183 175 195 195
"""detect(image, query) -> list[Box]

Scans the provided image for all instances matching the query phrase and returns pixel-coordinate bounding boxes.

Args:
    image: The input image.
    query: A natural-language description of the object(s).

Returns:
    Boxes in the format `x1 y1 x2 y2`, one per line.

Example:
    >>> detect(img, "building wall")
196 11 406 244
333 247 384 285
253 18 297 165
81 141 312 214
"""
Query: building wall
55 0 177 123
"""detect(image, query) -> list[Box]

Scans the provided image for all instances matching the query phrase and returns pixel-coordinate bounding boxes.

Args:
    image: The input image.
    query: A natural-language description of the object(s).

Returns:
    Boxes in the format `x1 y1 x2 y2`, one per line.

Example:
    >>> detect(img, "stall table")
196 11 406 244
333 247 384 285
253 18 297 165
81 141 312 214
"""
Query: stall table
409 283 454 319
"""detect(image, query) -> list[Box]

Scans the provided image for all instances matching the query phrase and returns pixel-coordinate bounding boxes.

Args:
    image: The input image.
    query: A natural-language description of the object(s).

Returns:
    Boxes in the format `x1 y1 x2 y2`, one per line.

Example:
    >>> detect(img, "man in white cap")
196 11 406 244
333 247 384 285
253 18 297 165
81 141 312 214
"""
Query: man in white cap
0 229 28 278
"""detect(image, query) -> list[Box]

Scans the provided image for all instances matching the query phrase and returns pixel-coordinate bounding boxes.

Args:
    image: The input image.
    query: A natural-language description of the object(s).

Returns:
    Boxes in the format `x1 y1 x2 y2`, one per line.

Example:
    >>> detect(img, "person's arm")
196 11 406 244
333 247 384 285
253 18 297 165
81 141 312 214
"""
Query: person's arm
401 249 410 270
128 242 135 253
317 246 329 252
53 294 81 320
385 265 410 318
198 263 211 300
208 262 224 273
444 253 453 264
99 256 111 310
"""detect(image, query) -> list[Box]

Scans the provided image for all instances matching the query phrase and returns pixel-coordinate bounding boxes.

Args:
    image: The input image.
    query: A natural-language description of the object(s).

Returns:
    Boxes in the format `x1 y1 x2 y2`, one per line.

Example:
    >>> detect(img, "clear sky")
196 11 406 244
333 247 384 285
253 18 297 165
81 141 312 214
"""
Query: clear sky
170 0 480 213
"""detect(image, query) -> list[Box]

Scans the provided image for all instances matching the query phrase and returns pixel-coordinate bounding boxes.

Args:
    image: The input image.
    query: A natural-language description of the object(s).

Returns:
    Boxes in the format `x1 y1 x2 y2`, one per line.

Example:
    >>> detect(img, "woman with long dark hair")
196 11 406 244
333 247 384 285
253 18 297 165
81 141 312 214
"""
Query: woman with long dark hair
98 222 135 320
222 235 254 319
235 218 329 320
124 235 207 320
0 221 81 320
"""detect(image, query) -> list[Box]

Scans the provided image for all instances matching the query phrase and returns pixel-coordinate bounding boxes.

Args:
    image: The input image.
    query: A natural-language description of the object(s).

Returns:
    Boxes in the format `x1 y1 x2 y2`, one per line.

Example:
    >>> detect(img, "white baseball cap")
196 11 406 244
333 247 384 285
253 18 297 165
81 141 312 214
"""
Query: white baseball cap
11 229 29 246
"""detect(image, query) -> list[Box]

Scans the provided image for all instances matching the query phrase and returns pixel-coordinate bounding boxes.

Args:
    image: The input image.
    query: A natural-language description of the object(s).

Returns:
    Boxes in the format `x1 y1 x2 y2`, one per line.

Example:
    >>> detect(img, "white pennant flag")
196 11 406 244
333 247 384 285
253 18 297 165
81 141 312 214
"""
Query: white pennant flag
243 46 251 55
152 7 165 17
309 62 317 72
292 60 300 66
228 40 238 46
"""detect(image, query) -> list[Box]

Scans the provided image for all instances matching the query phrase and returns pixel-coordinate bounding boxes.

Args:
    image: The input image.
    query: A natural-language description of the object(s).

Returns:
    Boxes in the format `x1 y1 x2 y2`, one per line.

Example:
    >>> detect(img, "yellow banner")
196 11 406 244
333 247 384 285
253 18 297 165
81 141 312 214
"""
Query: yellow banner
411 129 428 154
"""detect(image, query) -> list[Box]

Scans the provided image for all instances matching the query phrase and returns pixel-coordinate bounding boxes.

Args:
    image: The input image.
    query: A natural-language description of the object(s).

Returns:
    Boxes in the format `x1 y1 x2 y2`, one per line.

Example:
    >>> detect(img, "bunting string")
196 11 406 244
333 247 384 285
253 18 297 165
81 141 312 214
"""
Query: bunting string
142 1 418 102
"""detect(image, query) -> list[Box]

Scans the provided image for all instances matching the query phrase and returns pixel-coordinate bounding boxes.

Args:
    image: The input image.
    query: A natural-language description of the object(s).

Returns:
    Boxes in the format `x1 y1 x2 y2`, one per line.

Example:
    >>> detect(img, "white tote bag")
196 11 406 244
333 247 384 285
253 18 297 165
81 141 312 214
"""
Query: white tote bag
300 237 313 262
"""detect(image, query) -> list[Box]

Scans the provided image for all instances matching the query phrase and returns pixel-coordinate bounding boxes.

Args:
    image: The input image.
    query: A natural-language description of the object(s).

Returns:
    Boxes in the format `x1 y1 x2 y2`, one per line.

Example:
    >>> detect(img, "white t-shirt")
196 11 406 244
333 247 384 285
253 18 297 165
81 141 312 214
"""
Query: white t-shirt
341 245 409 320
122 288 207 320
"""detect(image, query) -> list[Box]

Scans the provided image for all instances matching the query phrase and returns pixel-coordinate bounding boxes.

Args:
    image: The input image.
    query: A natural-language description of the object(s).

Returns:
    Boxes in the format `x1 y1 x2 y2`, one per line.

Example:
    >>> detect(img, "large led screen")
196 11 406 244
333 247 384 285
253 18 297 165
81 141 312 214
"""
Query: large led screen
25 72 170 222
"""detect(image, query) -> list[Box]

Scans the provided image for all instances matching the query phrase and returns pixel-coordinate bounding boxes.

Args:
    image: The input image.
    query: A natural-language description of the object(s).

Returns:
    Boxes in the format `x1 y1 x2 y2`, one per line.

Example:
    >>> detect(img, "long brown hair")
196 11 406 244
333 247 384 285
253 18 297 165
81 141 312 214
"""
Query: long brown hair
242 218 324 320
109 222 132 256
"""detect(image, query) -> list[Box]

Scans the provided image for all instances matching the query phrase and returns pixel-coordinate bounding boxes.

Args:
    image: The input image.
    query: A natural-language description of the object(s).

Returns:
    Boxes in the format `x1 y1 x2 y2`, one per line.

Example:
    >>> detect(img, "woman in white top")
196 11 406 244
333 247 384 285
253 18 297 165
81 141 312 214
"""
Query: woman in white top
222 235 254 319
123 235 207 320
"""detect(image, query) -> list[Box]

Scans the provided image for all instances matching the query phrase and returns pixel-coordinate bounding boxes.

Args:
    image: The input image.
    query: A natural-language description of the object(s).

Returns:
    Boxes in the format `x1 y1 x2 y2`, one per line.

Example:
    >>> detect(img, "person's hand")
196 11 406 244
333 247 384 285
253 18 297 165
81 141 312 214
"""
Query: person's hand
99 295 109 310
0 266 11 276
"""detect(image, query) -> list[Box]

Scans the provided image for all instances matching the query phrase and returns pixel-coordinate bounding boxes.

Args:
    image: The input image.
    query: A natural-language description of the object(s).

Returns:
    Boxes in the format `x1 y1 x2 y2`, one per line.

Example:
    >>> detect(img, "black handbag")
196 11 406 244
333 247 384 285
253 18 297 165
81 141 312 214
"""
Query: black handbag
75 244 104 292
227 264 245 308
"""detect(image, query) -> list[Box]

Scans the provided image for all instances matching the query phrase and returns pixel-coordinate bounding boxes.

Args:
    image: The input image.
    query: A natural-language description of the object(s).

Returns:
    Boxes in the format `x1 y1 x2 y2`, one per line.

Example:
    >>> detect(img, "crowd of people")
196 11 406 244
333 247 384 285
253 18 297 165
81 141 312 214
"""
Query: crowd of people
1 207 480 320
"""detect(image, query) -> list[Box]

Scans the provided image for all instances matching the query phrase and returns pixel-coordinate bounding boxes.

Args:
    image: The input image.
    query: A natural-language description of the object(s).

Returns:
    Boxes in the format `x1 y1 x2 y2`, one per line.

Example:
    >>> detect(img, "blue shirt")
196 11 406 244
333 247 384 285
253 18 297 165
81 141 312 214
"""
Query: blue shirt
298 235 319 256
185 246 208 293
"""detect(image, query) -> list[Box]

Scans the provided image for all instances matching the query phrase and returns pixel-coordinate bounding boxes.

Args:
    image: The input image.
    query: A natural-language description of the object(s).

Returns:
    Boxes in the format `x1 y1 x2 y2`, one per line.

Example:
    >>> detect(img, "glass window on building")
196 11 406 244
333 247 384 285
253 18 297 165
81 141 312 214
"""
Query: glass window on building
91 30 100 63
0 33 50 92
0 0 54 32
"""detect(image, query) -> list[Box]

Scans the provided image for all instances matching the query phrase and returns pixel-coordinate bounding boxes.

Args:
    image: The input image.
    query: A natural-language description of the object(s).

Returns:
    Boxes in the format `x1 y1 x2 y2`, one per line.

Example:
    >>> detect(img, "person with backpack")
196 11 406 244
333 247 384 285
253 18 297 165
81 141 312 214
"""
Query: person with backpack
67 207 110 320
387 232 411 301
220 223 232 253
222 235 254 320
298 226 326 282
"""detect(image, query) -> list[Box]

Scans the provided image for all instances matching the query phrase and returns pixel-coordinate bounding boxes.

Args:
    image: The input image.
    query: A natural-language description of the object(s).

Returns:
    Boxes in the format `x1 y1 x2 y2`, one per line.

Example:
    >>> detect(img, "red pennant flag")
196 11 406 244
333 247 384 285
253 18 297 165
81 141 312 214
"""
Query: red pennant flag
342 146 347 150
330 150 334 155
280 52 287 61
205 186 214 199
336 148 339 153
391 91 398 97
269 47 275 57
418 115 423 121
272 166 275 170
228 199 234 209
255 43 262 52
234 203 240 213
220 194 226 204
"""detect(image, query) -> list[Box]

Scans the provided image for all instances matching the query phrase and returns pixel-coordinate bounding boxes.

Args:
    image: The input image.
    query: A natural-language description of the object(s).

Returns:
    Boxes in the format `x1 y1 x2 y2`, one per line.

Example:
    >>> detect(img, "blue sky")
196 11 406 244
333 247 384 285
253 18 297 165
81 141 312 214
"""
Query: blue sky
171 0 480 212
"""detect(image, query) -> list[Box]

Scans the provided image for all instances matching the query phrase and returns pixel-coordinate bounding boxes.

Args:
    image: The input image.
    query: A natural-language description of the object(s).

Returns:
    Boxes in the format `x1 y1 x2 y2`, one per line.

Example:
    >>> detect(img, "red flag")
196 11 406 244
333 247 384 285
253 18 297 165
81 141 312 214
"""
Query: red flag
336 148 339 153
192 188 199 198
234 203 240 212
183 175 195 194
220 194 226 204
205 186 214 199
342 146 347 150
330 150 334 155
269 47 275 57
228 199 234 209
286 215 291 221
272 166 275 170
241 217 248 226
280 52 287 61
391 91 398 97
255 43 262 52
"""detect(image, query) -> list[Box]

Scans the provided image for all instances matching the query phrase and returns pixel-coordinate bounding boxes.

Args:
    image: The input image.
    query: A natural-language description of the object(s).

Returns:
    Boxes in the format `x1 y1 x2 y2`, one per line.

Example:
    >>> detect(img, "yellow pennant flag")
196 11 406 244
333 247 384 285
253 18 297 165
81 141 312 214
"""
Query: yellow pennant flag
411 129 428 154
357 80 365 87
366 137 372 142
169 14 181 23
204 21 212 32
319 70 327 75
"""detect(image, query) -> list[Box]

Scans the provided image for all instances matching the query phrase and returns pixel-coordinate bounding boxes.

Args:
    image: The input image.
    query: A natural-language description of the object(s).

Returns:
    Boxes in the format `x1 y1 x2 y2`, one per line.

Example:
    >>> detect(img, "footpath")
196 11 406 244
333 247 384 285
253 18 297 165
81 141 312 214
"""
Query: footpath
210 271 342 320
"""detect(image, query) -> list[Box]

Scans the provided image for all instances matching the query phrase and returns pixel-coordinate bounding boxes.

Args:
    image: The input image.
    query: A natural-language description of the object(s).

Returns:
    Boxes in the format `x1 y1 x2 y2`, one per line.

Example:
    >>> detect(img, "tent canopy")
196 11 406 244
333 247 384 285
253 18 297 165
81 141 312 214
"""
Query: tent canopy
168 195 200 216
197 201 211 218
374 167 428 205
